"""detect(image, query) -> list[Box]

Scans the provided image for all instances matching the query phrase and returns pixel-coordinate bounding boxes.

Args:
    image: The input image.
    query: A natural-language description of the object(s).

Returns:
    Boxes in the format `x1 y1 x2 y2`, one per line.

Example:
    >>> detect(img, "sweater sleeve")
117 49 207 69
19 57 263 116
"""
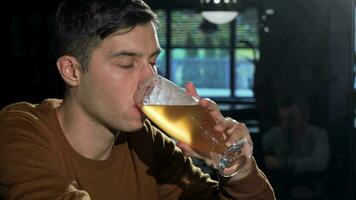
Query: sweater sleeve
218 158 275 199
148 122 275 200
0 108 91 200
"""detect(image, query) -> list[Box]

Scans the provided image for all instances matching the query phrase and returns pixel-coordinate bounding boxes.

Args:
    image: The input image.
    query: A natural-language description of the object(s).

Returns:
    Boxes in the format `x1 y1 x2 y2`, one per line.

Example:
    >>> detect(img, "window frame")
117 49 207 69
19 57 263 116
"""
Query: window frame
152 3 261 104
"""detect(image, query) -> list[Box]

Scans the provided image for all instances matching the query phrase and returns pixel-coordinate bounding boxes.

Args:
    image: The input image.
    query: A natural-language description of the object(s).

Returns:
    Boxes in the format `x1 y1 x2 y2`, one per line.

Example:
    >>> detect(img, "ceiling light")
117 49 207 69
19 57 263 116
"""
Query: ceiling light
200 0 238 24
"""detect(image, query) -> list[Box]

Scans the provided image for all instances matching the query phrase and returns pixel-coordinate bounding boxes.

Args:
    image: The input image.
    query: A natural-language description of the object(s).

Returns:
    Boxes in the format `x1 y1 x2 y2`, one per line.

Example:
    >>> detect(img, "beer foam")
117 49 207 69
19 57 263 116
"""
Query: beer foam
144 75 198 106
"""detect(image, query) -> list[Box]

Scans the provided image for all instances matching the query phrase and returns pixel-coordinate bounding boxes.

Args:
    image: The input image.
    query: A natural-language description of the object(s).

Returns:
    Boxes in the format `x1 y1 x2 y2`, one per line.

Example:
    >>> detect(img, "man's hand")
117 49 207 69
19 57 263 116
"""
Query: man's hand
176 81 254 180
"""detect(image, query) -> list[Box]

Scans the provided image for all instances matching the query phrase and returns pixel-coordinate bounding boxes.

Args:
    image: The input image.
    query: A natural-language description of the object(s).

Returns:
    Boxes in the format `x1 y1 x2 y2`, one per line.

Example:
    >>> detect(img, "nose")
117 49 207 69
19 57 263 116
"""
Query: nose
148 63 157 76
140 63 157 83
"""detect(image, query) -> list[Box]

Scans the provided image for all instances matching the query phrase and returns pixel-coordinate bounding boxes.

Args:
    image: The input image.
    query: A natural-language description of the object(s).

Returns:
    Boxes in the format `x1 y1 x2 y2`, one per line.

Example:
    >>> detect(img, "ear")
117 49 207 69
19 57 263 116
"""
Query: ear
56 55 82 87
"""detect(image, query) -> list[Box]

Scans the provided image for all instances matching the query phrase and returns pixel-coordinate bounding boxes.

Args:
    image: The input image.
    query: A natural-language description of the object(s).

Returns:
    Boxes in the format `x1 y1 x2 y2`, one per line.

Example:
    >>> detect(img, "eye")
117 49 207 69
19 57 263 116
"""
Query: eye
117 56 135 68
119 63 134 68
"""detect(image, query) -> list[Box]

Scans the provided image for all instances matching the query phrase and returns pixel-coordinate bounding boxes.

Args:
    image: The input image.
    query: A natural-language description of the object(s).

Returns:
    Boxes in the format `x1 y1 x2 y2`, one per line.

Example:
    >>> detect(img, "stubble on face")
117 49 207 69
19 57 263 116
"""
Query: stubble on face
76 23 159 134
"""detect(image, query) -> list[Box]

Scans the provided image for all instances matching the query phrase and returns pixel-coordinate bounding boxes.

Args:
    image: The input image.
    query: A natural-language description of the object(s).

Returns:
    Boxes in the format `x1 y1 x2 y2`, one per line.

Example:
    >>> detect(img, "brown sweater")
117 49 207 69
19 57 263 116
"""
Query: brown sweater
0 99 274 200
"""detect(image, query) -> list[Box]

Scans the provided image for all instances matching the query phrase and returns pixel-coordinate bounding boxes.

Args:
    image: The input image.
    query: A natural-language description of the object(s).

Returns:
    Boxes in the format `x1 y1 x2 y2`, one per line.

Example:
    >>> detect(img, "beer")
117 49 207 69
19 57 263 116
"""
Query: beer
135 74 251 177
142 104 225 153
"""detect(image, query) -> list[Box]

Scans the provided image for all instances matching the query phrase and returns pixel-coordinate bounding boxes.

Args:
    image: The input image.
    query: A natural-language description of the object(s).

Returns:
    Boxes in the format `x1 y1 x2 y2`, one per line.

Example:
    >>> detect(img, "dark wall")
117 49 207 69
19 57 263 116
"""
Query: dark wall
327 0 355 198
0 1 63 108
254 0 354 198
255 0 330 130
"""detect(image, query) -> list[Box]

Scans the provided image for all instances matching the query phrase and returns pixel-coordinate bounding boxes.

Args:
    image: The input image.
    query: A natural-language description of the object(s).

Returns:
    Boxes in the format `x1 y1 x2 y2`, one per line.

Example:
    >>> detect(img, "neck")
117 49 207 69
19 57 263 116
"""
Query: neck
56 97 118 160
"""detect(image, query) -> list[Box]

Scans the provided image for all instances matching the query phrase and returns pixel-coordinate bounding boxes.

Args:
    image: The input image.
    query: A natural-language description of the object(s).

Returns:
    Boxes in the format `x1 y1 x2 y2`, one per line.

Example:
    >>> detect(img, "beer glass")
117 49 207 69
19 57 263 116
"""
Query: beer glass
134 74 253 177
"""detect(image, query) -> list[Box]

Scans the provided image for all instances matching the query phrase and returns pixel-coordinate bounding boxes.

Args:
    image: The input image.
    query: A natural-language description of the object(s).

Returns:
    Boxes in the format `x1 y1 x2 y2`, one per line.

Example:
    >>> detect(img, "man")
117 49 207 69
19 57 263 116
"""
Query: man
0 0 274 199
262 95 329 199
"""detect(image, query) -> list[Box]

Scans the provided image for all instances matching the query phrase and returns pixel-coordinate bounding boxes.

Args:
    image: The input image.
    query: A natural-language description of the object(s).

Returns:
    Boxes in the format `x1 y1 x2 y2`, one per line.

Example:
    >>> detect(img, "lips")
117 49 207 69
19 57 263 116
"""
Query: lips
133 105 145 116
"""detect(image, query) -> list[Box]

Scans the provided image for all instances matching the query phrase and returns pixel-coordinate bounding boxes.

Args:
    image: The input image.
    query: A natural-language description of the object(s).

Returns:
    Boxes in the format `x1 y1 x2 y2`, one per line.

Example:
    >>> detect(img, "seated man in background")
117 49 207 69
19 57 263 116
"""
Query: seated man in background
262 95 329 200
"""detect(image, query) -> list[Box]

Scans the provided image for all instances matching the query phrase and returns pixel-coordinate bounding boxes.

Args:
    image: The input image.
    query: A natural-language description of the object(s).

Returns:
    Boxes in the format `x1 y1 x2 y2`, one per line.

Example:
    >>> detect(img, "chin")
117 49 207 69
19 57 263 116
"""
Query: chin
119 109 146 132
122 120 145 133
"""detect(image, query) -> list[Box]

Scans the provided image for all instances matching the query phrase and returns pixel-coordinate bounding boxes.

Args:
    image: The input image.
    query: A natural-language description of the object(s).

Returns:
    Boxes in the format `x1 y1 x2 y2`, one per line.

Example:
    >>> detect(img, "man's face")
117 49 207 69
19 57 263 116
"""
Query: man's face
75 22 161 132
278 105 306 135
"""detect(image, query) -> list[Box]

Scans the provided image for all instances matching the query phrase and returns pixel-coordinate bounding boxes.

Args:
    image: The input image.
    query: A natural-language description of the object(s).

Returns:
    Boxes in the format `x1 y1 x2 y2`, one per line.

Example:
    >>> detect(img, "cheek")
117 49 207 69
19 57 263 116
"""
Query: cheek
109 80 137 107
89 65 139 105
92 68 123 95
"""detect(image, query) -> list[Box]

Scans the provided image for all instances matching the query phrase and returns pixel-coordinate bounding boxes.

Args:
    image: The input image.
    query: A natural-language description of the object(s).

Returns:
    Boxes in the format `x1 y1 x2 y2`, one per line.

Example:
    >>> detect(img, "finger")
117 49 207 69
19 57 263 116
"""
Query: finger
215 117 237 133
225 123 252 147
176 141 202 158
185 81 199 99
225 131 243 147
228 122 250 137
226 119 239 135
199 98 224 122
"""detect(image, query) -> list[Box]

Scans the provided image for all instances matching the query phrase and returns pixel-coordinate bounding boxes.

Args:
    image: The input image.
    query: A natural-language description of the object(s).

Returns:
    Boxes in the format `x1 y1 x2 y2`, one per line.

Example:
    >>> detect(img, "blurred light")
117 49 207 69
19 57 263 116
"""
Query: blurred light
201 11 238 24
265 9 275 15
200 0 238 24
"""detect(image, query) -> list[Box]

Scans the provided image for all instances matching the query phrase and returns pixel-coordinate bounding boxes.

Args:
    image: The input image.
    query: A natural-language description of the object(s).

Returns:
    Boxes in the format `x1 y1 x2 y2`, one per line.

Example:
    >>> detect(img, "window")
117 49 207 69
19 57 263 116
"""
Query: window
154 8 259 99
235 9 260 98
170 9 231 97
155 10 167 75
171 48 231 97
235 48 257 97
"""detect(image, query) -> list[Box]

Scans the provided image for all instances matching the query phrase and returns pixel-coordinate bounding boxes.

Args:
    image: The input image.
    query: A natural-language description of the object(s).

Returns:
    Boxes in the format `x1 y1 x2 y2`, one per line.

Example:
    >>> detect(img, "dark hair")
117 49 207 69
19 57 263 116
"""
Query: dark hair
54 0 159 71
278 93 310 118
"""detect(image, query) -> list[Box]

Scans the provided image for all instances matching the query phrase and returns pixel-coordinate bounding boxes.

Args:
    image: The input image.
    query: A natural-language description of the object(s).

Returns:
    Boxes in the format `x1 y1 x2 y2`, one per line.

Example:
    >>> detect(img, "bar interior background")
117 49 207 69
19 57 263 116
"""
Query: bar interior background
0 0 354 199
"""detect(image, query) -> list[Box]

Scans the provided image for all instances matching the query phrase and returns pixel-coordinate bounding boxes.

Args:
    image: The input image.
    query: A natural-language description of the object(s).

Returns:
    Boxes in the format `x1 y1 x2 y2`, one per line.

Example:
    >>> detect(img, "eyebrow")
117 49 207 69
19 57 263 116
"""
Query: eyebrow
108 50 139 58
108 48 161 59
